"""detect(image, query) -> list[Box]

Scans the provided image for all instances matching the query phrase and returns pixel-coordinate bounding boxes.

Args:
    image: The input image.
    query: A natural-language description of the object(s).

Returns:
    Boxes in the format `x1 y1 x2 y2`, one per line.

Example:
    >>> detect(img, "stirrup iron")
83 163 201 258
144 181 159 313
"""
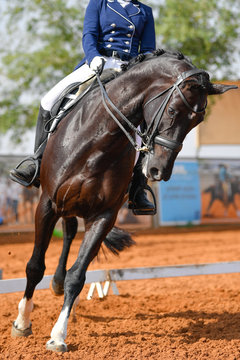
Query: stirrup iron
10 157 40 187
130 184 157 216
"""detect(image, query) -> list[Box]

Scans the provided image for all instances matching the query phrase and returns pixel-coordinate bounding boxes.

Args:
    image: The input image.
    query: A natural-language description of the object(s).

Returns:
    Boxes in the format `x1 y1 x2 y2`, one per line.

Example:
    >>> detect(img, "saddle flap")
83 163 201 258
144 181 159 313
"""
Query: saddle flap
51 82 82 118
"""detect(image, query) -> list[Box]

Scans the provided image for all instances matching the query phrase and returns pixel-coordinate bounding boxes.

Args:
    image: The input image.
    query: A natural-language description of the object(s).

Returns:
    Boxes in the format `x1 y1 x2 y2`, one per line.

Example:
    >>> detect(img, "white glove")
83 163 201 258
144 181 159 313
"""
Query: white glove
90 56 106 73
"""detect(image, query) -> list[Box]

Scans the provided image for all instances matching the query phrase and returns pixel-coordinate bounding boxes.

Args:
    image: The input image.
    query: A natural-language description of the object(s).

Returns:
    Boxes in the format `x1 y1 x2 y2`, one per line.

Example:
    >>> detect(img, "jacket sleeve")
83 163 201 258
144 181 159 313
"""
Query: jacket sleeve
82 0 102 65
140 7 156 54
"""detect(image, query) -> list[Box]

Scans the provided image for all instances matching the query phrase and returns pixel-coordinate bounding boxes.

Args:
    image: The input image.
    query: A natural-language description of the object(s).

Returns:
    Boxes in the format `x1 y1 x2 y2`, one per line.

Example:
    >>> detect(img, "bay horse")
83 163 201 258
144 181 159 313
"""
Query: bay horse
11 50 237 352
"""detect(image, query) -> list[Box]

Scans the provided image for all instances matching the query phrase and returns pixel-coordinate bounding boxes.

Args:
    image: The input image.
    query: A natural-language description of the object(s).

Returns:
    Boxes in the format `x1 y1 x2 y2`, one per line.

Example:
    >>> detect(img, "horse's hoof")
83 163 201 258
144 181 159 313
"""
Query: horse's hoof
11 322 32 338
46 339 68 352
50 279 64 296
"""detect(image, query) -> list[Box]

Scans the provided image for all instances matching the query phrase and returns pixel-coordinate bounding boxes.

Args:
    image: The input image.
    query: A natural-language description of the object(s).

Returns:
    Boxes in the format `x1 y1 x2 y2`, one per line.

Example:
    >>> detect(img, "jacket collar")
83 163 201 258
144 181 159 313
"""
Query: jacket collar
107 0 140 18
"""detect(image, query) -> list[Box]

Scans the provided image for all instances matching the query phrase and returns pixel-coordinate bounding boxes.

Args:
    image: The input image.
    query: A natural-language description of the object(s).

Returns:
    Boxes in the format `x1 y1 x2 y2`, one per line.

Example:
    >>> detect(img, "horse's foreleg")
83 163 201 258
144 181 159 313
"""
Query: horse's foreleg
12 193 58 337
46 211 117 352
51 217 78 296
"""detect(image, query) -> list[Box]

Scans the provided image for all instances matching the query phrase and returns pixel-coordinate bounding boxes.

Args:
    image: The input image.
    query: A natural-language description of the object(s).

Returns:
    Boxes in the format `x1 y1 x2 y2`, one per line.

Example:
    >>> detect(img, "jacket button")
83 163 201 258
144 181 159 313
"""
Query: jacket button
124 41 130 45
128 25 134 29
111 31 116 34
111 23 116 28
123 49 129 53
106 44 112 48
127 33 131 37
109 38 114 42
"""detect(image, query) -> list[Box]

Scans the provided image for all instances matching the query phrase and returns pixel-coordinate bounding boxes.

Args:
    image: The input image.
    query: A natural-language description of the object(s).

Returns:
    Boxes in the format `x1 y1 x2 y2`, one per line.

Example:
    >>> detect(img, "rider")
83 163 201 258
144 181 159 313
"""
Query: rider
10 0 156 214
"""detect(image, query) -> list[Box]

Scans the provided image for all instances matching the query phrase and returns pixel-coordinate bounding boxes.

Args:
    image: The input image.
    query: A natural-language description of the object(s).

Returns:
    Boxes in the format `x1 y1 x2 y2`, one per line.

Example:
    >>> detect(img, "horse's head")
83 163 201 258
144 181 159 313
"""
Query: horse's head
141 53 237 181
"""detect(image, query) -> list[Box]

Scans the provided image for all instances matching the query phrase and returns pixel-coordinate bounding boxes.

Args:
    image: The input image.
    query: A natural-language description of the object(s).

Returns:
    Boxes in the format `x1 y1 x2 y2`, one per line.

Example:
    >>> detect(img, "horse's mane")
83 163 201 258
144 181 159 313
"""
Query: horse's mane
98 49 190 84
121 48 193 71
96 49 210 92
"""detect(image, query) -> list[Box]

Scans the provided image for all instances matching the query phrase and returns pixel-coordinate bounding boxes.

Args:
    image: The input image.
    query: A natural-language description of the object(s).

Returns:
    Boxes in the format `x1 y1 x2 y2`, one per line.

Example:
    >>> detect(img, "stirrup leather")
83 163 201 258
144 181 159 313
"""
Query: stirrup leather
10 157 40 187
129 184 157 216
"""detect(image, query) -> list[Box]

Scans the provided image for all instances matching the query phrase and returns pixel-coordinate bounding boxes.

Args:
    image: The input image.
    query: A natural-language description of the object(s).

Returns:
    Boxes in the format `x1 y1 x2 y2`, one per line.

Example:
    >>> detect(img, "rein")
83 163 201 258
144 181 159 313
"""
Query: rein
95 73 145 150
96 68 208 153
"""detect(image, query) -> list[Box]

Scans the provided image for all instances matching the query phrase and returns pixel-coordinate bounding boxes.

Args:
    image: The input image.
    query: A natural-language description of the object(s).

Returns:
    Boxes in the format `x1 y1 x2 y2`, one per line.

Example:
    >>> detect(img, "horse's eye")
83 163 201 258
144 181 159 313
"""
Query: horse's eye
168 107 176 118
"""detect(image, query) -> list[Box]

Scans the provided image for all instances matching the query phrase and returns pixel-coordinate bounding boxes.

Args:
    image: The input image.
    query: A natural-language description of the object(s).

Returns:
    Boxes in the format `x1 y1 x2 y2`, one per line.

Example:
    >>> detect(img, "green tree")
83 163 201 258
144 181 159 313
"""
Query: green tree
0 0 86 135
150 0 240 76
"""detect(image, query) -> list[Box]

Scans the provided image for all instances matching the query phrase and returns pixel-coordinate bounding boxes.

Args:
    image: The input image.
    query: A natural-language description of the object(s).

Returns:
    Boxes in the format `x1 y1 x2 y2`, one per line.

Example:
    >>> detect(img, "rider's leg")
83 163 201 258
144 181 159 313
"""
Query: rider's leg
9 64 95 187
10 105 51 187
10 59 125 187
128 152 155 214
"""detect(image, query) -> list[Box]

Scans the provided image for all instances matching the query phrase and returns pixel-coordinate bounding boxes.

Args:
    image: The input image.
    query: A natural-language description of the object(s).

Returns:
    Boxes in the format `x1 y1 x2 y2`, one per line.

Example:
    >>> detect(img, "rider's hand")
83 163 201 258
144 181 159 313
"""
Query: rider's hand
90 56 106 74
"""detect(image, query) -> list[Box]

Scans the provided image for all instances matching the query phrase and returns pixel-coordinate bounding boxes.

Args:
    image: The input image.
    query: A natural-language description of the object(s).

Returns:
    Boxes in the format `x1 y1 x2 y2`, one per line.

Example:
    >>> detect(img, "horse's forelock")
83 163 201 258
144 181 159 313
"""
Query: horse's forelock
198 72 211 91
180 72 211 92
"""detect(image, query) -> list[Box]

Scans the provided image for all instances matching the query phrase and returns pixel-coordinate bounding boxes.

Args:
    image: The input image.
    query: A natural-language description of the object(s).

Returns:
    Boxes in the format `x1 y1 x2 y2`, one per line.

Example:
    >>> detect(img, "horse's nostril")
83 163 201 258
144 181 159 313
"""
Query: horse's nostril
150 167 162 181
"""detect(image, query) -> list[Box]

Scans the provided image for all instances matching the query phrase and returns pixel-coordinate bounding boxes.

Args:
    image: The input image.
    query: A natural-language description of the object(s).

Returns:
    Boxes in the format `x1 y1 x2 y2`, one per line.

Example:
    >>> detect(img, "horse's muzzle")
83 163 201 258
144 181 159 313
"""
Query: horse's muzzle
148 166 172 182
143 142 179 182
143 135 183 181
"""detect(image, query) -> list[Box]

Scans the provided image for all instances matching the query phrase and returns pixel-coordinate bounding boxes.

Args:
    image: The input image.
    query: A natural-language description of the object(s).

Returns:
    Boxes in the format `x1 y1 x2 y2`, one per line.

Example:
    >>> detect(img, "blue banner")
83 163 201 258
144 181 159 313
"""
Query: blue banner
158 161 201 225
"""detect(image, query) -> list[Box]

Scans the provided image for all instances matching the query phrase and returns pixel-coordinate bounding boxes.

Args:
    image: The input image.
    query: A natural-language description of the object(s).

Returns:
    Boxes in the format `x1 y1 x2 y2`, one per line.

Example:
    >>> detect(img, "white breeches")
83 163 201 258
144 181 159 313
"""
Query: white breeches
41 57 127 111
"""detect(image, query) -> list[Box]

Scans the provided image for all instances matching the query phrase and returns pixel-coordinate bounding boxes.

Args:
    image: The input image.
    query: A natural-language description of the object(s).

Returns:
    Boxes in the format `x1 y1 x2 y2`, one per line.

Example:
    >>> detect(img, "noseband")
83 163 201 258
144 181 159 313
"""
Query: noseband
154 135 183 153
95 68 208 153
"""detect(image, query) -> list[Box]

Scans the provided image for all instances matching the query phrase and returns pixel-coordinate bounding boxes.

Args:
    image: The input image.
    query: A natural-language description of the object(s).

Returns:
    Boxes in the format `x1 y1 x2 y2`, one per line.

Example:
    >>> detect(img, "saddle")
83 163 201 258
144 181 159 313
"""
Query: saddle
48 69 120 133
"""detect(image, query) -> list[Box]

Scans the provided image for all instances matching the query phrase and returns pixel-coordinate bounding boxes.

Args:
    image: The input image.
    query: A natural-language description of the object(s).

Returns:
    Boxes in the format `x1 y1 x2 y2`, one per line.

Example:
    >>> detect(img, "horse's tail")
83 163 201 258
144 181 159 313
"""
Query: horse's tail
103 226 135 255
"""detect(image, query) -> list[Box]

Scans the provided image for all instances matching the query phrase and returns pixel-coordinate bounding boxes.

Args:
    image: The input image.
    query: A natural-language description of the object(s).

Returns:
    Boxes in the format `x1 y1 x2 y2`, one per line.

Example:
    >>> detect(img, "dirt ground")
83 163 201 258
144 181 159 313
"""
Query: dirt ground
1 226 240 359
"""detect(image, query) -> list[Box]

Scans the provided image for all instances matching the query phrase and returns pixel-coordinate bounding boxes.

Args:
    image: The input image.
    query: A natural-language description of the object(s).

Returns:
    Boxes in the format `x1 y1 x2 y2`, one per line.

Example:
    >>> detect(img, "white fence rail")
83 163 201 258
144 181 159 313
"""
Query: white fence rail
1 261 240 295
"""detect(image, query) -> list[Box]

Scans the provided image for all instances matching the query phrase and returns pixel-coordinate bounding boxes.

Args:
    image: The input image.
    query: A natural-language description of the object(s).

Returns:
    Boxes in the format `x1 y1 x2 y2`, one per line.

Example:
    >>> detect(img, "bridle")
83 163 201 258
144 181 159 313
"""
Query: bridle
96 68 208 153
144 68 208 153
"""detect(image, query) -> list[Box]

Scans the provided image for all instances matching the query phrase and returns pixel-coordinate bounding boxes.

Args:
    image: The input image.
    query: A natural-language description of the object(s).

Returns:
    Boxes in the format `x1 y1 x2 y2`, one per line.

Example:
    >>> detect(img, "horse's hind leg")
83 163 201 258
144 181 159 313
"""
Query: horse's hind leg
46 211 117 352
51 217 78 296
12 193 58 338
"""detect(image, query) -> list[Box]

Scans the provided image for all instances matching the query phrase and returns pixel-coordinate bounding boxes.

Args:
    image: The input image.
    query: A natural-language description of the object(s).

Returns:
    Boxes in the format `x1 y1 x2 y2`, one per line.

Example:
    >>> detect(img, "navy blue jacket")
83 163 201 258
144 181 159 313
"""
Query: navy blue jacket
75 0 156 69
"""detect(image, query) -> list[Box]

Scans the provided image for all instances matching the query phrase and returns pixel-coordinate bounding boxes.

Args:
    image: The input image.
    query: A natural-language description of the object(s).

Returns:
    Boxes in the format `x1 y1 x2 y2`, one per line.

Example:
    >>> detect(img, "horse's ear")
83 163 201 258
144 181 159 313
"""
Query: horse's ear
208 83 238 95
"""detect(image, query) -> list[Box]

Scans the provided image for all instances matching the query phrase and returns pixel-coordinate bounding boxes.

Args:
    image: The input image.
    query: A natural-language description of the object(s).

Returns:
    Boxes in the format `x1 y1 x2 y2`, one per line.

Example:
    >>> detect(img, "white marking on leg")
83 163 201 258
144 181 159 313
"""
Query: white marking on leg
14 297 33 330
48 306 69 346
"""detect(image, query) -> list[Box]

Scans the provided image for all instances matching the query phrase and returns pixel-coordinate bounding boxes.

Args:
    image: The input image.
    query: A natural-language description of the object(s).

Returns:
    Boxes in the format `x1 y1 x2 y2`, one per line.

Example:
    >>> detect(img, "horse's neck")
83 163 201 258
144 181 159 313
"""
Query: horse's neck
109 70 146 120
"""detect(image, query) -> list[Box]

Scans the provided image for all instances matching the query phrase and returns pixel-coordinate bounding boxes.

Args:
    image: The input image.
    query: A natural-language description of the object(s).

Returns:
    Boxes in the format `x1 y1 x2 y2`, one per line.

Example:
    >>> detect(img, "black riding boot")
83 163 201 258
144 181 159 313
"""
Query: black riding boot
128 154 156 215
10 105 51 187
